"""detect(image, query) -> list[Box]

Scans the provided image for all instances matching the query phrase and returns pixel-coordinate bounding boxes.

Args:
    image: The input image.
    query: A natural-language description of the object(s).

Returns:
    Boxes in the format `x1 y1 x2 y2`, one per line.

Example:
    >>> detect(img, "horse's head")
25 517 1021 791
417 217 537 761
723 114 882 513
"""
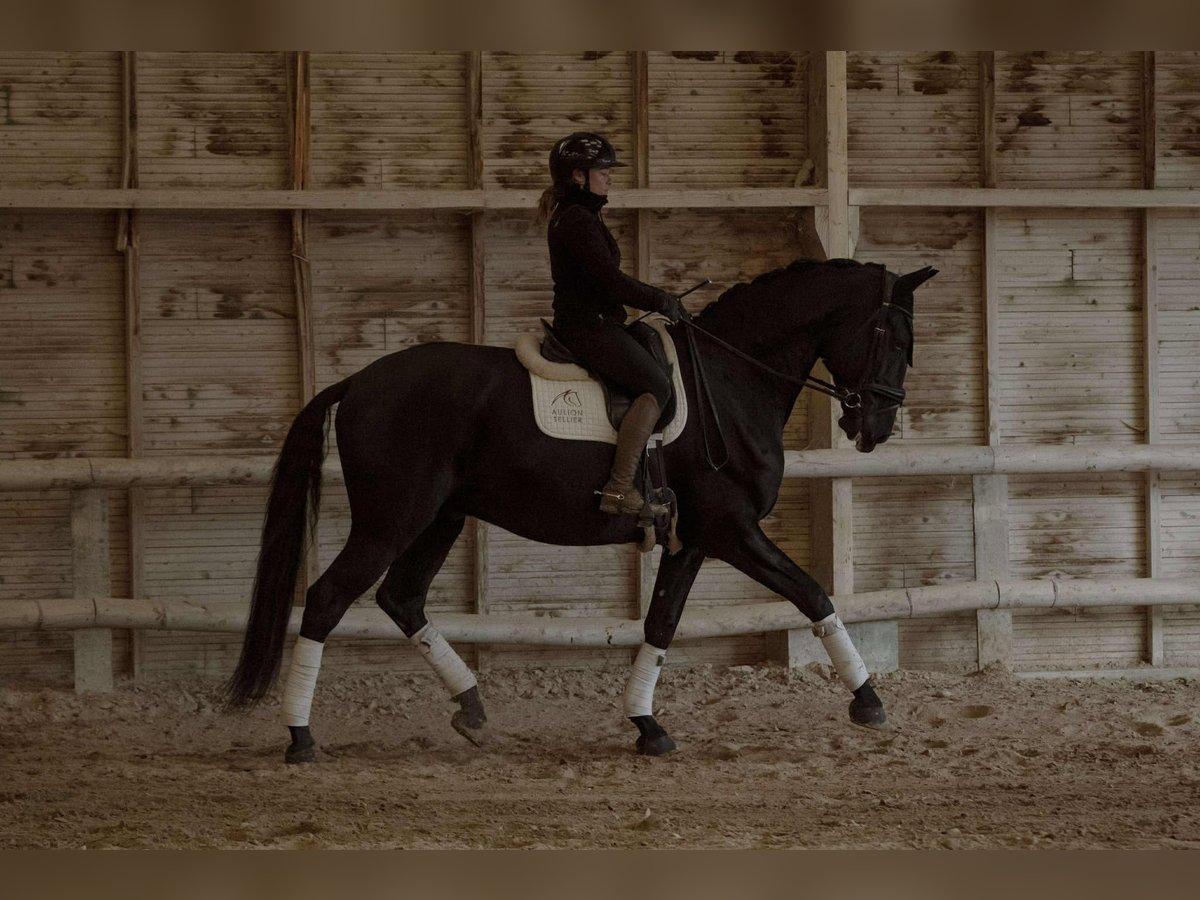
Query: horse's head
823 265 937 453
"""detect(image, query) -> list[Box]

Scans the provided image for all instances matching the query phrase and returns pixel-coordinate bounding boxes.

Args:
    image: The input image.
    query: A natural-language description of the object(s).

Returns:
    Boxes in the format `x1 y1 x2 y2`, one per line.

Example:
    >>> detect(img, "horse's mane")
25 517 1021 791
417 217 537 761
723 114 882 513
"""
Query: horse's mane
694 257 865 322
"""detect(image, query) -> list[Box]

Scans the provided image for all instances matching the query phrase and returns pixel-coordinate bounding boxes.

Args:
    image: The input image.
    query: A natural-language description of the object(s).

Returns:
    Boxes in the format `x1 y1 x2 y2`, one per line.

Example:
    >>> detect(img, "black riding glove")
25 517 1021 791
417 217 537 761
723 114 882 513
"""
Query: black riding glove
660 293 688 323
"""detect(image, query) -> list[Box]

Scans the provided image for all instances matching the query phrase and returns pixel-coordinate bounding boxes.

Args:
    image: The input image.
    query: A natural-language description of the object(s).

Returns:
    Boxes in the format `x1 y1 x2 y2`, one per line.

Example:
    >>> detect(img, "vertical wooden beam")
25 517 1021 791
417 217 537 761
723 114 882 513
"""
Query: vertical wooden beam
289 50 315 404
797 51 828 259
824 51 849 260
466 51 490 669
1143 207 1163 664
983 209 1002 447
974 475 1012 668
1142 51 1157 192
632 51 656 619
974 204 1012 668
979 51 996 189
118 51 148 680
1142 54 1162 664
72 488 113 693
467 50 484 193
287 51 319 599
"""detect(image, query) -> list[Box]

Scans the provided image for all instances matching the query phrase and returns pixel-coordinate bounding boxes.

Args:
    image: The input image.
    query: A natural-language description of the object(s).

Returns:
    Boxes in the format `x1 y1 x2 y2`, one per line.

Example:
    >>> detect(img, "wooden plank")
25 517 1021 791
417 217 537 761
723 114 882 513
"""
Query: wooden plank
984 208 1001 445
826 52 850 259
288 51 318 600
0 186 832 210
980 51 996 188
974 474 1012 669
1143 52 1157 191
14 184 1200 211
465 53 489 670
121 52 148 678
1143 207 1163 664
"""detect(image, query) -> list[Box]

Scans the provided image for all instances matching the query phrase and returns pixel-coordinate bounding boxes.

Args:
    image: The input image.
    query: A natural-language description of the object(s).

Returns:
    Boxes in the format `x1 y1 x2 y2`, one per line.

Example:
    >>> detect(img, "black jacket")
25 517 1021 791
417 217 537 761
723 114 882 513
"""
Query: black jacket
548 186 674 329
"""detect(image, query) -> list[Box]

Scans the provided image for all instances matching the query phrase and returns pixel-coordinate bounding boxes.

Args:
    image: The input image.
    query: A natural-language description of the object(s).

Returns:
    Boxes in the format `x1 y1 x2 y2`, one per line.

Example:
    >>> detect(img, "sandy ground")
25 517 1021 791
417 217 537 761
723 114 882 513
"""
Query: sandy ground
2 662 1199 849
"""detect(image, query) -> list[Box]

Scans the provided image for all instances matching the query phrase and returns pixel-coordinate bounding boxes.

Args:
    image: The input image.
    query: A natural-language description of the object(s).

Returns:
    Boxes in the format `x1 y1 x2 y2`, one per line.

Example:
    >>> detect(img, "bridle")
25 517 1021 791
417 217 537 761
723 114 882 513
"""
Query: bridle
678 263 911 470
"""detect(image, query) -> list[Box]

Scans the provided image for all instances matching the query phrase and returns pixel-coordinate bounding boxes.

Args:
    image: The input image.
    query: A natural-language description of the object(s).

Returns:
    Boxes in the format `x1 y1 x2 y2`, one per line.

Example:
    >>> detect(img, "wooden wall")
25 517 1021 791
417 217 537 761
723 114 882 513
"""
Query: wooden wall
1 50 1199 685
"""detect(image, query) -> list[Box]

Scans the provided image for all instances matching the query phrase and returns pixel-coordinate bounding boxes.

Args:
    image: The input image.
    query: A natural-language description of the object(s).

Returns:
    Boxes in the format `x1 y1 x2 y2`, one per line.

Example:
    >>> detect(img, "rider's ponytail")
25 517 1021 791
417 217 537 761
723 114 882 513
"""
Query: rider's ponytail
535 185 558 226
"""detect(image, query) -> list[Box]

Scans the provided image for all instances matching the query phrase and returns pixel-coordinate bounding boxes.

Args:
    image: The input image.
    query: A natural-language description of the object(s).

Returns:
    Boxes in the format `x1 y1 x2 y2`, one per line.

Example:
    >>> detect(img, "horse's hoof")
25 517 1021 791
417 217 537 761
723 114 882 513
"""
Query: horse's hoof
635 733 677 756
284 725 317 763
451 710 487 747
848 679 889 730
284 742 317 764
849 698 889 730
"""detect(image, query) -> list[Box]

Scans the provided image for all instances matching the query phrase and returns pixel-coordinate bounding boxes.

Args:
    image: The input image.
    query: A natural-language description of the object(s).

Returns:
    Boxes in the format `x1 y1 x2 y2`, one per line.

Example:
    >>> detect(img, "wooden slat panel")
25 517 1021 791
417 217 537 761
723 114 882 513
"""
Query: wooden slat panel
138 52 289 189
856 207 985 445
996 209 1142 445
0 52 121 188
0 211 127 457
995 51 1143 188
136 485 264 675
136 211 295 675
848 51 981 186
1155 210 1200 440
310 52 468 189
310 210 471 382
482 52 634 190
1009 473 1145 671
0 209 130 682
648 51 808 187
138 211 297 456
1160 474 1200 665
853 475 977 671
1154 52 1200 189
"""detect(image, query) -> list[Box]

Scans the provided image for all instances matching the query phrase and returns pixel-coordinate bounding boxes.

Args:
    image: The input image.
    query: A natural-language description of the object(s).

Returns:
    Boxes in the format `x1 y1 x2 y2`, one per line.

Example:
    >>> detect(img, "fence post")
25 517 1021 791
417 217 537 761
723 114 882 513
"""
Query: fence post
71 488 113 693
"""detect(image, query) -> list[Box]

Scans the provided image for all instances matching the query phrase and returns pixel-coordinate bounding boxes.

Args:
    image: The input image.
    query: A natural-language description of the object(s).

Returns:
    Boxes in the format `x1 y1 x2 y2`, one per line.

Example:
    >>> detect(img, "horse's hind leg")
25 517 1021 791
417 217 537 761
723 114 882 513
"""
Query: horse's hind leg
280 527 397 763
374 515 486 746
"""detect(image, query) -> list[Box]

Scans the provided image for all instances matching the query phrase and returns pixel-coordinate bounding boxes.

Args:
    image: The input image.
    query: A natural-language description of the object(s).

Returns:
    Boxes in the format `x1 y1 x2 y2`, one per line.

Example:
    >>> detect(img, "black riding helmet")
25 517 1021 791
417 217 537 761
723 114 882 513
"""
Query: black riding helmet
549 132 627 185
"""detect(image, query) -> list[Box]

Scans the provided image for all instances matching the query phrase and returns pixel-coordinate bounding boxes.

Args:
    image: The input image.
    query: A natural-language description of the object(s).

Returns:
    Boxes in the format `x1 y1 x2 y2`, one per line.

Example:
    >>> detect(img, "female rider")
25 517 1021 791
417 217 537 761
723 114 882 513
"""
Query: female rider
536 132 685 515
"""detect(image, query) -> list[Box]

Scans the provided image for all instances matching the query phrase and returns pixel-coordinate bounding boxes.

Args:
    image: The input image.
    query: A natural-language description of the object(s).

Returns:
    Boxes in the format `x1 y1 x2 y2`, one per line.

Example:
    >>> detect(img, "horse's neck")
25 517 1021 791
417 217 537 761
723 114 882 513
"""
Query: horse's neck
696 274 830 383
693 277 829 427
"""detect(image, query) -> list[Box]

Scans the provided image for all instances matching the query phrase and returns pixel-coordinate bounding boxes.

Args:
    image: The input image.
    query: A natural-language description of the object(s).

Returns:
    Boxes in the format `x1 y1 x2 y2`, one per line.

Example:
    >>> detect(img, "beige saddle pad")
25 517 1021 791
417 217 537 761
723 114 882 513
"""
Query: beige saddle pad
514 314 688 446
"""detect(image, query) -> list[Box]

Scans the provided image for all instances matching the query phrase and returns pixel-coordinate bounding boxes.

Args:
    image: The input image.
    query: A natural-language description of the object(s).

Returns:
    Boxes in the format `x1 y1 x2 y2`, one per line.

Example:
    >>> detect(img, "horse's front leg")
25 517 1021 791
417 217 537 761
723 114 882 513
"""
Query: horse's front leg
624 544 706 756
720 526 887 729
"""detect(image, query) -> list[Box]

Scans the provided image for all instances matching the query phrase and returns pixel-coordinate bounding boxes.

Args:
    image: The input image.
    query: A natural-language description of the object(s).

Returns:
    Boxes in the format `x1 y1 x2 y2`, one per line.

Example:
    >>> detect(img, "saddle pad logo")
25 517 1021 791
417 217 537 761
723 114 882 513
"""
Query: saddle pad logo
550 389 585 425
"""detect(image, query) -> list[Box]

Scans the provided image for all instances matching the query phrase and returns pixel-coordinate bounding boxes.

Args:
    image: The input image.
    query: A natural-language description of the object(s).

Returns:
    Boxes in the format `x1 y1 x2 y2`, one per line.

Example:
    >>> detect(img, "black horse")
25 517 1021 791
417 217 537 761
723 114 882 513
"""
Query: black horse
227 258 937 762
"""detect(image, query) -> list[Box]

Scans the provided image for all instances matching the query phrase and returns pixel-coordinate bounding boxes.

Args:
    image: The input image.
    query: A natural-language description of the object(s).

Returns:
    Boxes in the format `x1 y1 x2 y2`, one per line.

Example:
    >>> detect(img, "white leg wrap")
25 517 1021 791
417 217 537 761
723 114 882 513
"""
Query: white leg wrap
623 643 667 718
812 613 869 691
411 624 477 697
281 636 324 727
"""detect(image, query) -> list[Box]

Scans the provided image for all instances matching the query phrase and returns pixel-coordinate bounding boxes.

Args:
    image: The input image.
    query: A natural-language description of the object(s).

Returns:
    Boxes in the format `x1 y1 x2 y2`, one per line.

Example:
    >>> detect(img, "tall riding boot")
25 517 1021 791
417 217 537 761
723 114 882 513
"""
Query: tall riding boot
598 394 662 515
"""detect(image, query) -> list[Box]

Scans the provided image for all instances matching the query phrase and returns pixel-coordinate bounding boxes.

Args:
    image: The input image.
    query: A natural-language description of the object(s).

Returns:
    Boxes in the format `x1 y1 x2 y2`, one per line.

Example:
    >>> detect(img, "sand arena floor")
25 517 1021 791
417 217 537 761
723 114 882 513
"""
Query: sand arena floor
2 662 1199 849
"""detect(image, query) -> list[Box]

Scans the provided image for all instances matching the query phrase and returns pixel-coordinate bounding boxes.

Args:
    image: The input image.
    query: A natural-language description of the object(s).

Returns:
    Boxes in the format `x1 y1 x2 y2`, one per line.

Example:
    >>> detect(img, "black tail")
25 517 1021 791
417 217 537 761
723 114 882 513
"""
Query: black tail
225 380 349 707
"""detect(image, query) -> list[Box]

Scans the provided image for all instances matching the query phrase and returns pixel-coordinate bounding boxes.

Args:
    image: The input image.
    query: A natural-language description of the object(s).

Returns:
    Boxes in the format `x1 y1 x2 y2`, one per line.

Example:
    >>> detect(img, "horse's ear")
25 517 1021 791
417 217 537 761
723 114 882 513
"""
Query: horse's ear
896 266 938 292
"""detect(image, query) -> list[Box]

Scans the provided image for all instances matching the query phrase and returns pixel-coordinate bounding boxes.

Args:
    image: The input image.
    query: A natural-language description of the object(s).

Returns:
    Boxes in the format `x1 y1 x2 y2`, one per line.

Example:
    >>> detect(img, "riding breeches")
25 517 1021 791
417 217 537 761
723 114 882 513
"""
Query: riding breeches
552 319 672 409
